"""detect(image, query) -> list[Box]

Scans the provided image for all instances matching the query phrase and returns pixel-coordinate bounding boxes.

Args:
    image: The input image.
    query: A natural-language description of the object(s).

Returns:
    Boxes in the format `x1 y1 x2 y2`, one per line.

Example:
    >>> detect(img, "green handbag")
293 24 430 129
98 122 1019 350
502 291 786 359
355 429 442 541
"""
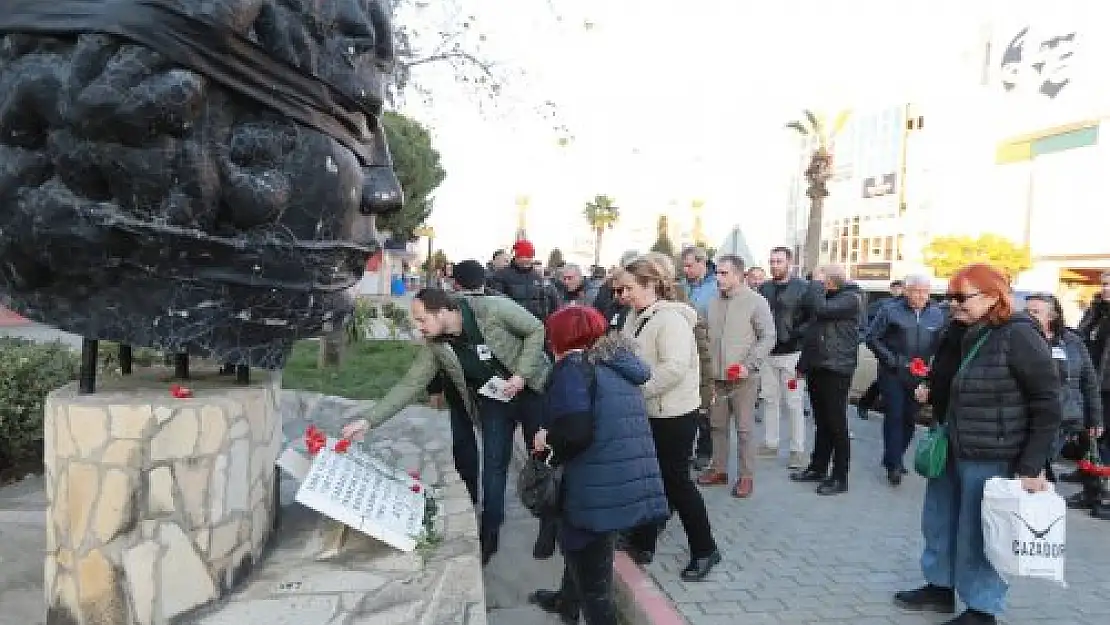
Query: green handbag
914 424 949 478
913 330 992 479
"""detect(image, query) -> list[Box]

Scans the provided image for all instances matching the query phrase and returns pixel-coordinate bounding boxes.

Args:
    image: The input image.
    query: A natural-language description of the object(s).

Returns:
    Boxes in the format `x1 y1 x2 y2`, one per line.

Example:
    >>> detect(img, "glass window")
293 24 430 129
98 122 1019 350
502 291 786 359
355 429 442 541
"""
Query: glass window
850 250 859 263
829 241 838 260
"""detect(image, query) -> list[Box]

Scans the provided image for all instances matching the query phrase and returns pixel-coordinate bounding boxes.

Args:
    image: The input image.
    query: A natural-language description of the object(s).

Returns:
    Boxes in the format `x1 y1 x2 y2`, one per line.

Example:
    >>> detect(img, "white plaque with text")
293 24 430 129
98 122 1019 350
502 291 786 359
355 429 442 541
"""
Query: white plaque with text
294 445 425 552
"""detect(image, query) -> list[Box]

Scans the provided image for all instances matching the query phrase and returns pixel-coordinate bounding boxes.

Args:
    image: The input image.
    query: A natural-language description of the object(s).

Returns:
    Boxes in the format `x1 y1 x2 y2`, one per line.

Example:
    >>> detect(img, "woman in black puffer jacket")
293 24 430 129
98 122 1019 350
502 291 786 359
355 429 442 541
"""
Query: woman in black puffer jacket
894 264 1062 625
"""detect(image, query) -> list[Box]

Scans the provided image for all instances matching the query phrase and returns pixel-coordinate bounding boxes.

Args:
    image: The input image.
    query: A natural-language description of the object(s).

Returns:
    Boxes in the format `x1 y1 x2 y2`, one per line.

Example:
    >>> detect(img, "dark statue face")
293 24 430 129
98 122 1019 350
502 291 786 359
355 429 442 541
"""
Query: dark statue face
999 26 1077 99
0 0 403 369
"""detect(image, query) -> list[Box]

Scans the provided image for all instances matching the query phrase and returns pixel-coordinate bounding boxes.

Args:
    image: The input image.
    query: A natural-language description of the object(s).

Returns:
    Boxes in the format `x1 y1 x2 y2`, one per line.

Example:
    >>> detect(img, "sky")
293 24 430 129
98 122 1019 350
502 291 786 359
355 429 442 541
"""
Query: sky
394 0 1004 266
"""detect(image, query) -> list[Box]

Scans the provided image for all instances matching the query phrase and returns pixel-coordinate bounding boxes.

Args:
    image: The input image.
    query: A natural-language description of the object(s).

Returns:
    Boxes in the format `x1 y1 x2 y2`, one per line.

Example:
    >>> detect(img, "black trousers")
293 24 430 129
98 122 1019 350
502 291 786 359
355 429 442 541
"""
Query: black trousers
559 534 618 625
694 408 712 458
627 413 717 557
806 369 852 481
858 378 880 410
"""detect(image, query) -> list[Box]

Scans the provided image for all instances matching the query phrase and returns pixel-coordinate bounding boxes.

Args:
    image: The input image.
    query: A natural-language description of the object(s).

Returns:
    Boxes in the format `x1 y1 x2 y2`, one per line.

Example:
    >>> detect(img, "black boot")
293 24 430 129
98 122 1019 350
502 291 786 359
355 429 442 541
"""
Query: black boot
893 584 956 613
680 550 721 582
816 478 848 496
887 468 903 486
528 589 579 624
480 528 499 565
790 468 826 483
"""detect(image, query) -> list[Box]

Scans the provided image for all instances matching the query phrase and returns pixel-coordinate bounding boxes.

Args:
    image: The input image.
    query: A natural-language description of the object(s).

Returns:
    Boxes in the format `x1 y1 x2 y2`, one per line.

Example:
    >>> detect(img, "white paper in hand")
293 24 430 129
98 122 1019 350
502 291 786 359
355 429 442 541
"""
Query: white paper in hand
981 477 1066 586
478 376 514 402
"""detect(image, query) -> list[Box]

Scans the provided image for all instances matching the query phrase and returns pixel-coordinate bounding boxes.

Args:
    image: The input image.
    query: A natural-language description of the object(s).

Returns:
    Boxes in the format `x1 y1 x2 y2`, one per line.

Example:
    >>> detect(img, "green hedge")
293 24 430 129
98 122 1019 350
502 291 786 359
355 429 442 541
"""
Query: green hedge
0 338 79 475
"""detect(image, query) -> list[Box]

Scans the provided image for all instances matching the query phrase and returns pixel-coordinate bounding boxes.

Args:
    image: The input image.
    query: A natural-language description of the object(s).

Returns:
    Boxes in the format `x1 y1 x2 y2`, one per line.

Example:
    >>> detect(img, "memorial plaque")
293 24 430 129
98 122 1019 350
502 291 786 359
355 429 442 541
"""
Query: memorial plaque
295 446 426 552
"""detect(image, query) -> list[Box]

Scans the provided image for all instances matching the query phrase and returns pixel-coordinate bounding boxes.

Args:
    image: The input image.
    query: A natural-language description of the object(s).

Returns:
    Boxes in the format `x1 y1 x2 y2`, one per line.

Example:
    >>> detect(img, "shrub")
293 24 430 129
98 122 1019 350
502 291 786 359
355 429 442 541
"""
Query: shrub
0 338 79 475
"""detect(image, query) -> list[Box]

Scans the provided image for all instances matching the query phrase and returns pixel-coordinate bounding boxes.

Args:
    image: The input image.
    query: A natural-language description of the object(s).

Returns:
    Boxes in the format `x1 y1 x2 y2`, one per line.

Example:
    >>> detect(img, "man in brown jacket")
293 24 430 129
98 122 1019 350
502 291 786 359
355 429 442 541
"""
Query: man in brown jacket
697 255 776 497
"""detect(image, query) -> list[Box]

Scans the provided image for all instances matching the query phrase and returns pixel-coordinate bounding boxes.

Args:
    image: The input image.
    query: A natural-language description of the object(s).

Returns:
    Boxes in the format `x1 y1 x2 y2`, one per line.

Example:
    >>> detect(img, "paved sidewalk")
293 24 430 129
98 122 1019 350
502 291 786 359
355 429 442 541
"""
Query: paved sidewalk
484 434 568 625
644 412 1110 625
0 476 47 625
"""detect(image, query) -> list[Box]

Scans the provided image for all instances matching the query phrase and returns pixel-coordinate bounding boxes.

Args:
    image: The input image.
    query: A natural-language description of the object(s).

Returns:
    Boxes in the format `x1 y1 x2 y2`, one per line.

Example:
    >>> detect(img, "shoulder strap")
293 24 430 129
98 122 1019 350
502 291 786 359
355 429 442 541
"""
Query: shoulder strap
633 311 657 338
957 329 992 376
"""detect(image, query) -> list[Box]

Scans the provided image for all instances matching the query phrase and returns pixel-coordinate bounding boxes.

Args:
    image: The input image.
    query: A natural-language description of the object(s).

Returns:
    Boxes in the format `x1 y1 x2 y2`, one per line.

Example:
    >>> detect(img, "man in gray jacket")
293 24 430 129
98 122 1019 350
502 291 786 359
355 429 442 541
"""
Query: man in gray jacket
696 255 776 498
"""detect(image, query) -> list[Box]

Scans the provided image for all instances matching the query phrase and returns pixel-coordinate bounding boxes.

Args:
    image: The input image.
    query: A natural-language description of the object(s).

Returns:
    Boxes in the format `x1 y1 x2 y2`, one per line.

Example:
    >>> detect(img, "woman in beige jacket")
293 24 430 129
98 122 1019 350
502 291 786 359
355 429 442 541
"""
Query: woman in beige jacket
615 256 721 582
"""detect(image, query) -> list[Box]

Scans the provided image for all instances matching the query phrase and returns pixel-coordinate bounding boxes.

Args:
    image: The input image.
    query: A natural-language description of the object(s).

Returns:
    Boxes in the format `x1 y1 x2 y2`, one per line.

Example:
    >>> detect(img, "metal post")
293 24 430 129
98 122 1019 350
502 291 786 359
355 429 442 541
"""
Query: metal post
219 362 235 376
235 364 250 385
119 344 133 375
79 339 98 394
174 353 189 379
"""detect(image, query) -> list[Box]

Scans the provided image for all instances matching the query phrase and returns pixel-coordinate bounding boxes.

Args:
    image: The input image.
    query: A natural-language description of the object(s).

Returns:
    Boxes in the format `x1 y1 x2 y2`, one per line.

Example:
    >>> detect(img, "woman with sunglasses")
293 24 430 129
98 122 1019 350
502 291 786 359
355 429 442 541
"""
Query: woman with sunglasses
614 256 721 582
895 264 1062 625
1024 293 1103 493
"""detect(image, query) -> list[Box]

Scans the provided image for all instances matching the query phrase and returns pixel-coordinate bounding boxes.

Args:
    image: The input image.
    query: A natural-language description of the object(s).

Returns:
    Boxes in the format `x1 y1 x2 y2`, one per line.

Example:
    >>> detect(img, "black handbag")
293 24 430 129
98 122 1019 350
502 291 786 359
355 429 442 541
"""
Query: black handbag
1059 425 1089 462
518 447 563 518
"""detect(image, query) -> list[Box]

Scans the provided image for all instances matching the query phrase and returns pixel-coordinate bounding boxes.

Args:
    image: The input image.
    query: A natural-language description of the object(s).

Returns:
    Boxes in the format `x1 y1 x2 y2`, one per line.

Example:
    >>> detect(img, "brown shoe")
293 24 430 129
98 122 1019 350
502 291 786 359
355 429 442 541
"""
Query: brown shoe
697 471 728 486
732 477 754 498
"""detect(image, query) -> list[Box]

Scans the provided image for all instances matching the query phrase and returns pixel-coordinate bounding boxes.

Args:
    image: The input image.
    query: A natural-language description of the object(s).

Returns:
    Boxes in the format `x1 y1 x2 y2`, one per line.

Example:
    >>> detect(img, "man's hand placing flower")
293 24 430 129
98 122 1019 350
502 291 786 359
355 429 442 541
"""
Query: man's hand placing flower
341 418 371 441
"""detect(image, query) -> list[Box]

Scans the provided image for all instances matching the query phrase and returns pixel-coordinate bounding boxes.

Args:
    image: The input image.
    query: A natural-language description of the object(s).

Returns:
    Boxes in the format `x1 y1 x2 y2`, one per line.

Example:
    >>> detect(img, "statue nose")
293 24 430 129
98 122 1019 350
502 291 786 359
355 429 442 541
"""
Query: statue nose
360 166 403 215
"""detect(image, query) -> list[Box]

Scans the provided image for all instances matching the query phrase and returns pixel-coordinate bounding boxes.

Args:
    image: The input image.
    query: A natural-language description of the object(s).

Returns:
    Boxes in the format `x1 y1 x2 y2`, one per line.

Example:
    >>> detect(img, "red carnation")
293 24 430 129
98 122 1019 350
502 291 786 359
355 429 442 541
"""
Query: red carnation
726 363 745 381
407 469 421 480
909 357 930 378
410 484 422 493
169 383 193 399
786 378 798 391
304 426 327 456
332 439 351 453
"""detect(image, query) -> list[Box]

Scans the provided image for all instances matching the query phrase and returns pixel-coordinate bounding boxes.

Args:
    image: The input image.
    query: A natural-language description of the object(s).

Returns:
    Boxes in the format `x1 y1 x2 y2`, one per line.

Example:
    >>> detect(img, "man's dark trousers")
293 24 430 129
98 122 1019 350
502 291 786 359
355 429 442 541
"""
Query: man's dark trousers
806 369 852 480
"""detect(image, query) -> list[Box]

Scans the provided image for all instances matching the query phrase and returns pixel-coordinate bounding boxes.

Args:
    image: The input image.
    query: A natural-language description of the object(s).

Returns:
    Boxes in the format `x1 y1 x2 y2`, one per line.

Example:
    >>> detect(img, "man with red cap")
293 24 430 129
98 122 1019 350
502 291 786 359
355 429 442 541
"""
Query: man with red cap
490 239 563 322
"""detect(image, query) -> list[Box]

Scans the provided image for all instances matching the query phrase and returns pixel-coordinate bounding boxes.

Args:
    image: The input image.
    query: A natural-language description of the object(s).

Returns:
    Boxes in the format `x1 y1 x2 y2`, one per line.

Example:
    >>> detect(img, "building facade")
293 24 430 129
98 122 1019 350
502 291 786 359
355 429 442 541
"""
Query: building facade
785 4 1110 311
784 104 925 289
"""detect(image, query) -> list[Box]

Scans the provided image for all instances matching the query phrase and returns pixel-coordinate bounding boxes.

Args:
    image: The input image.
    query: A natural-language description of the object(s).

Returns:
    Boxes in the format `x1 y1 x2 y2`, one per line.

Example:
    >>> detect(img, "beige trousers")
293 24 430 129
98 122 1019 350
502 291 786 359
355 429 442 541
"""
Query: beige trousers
709 377 759 476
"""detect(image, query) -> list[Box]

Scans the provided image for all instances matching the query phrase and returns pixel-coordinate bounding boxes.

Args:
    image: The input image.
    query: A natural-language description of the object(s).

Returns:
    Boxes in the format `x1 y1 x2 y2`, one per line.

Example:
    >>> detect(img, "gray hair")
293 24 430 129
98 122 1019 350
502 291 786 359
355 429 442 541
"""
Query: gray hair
903 274 931 288
619 250 641 267
716 254 745 273
681 246 709 262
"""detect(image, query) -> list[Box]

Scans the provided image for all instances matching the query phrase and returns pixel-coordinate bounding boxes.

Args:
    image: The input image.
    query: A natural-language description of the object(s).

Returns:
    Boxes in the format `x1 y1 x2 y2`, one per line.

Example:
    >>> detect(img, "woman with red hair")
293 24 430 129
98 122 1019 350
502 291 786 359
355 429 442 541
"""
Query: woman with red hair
895 264 1062 625
527 305 668 625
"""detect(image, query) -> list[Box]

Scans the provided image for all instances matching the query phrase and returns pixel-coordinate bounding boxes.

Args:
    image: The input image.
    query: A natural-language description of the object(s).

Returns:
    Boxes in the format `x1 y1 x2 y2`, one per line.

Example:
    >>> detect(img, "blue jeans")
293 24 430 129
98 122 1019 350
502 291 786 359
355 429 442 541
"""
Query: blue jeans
478 389 543 535
921 455 1010 615
448 404 479 505
879 372 919 471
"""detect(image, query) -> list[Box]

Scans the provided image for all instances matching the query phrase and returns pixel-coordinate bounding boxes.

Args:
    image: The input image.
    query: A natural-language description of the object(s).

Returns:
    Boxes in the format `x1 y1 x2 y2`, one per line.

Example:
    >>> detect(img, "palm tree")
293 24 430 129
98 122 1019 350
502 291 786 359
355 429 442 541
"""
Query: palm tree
786 109 850 273
583 194 620 266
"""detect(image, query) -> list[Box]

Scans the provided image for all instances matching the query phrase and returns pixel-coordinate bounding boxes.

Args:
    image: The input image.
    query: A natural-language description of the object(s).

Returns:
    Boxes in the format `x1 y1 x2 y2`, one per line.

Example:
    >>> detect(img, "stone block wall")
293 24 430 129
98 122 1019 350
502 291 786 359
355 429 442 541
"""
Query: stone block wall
43 379 283 624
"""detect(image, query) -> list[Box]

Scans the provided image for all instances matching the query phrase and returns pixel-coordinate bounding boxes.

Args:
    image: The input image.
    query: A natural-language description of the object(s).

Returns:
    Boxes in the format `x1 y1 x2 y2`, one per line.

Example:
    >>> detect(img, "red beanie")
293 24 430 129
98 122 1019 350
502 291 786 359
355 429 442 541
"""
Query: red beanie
512 239 536 258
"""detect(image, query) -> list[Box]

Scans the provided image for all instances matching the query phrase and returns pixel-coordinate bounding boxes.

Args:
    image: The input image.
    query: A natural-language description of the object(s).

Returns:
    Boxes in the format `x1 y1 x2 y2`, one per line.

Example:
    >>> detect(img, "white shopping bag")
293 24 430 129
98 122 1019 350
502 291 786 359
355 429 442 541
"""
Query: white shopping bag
981 477 1066 586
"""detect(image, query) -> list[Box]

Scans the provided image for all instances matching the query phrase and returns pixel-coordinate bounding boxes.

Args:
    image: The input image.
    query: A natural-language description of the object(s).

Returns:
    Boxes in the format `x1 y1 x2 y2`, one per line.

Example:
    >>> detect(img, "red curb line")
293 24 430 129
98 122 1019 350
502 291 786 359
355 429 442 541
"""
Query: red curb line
612 551 688 625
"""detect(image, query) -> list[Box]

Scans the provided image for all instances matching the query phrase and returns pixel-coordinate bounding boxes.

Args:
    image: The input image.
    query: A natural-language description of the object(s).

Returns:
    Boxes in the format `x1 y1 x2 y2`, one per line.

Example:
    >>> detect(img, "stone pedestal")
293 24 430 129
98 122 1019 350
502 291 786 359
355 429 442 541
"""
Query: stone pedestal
43 373 283 625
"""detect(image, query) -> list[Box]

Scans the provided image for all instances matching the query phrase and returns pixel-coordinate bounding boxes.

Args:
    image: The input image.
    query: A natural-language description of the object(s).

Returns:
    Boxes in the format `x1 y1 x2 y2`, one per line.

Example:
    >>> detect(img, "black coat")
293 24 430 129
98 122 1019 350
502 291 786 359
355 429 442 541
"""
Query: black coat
759 278 821 354
798 283 865 377
489 263 562 321
929 315 1062 477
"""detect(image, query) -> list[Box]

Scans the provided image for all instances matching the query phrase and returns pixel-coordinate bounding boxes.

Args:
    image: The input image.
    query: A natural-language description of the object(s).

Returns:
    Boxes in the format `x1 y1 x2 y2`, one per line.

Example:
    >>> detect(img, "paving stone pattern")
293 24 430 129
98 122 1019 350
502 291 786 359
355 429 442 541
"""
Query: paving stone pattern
645 411 1110 625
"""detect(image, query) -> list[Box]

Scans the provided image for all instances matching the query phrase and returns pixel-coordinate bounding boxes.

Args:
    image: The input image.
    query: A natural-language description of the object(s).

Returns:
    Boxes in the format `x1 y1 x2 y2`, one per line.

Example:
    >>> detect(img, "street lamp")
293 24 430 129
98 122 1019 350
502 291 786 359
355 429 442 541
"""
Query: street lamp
414 225 435 285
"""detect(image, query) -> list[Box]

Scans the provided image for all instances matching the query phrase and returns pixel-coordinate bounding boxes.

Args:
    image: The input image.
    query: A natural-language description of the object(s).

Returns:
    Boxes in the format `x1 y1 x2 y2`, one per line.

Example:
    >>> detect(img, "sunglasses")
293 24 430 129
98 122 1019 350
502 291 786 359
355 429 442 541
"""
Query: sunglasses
945 292 982 304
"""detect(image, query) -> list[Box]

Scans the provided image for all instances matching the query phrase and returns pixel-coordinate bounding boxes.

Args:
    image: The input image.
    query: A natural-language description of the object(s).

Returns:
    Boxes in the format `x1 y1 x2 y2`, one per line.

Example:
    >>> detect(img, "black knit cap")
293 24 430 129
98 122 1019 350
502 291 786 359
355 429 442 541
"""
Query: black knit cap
453 259 487 290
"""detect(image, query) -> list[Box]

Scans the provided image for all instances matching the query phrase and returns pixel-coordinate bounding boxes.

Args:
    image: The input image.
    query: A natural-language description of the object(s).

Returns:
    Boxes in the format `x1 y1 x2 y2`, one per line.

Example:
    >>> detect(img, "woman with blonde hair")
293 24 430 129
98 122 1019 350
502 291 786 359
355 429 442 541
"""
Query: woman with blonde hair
615 257 721 581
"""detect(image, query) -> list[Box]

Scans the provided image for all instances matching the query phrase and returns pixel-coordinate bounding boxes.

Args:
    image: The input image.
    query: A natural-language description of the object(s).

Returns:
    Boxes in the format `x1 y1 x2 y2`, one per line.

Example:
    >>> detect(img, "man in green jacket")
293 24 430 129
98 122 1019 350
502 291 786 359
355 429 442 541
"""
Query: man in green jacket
343 287 551 564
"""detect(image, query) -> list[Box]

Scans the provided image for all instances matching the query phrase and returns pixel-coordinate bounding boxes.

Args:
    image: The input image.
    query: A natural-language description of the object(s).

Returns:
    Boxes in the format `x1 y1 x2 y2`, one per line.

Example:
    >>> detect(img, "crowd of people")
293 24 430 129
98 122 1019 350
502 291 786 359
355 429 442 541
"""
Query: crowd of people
341 238 1110 625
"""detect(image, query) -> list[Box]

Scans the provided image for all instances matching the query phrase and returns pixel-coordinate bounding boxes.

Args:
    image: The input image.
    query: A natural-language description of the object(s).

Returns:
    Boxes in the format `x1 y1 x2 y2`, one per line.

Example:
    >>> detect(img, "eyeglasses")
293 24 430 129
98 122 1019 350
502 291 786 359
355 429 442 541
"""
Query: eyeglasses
613 286 630 295
946 292 982 304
